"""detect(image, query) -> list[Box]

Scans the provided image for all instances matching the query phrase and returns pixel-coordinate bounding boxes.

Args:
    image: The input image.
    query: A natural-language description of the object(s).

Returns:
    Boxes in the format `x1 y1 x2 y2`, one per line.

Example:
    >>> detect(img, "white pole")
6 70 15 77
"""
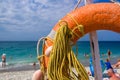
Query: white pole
84 0 103 80
89 32 102 80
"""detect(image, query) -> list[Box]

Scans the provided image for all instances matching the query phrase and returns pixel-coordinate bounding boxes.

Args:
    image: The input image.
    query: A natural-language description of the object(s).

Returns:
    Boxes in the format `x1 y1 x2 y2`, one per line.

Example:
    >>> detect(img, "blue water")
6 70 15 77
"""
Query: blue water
0 41 120 67
0 41 37 65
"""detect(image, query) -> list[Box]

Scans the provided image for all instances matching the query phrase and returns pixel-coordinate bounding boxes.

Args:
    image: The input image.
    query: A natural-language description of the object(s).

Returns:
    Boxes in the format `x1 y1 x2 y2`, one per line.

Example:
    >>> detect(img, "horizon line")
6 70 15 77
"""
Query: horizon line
0 40 119 42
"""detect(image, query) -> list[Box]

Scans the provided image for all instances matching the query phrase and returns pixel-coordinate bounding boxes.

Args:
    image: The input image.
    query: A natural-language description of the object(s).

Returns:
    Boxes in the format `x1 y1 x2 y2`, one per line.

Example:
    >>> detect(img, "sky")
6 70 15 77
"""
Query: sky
0 0 120 41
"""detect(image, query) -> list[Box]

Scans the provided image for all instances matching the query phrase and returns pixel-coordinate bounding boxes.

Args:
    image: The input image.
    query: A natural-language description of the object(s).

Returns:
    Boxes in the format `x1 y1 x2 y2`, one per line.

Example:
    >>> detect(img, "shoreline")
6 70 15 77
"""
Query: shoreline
0 57 118 73
0 57 119 80
0 63 120 80
0 63 40 73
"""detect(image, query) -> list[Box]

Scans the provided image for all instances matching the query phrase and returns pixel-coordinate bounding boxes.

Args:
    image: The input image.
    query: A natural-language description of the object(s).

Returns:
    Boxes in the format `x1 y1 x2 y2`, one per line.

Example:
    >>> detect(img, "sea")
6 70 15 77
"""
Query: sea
0 41 120 69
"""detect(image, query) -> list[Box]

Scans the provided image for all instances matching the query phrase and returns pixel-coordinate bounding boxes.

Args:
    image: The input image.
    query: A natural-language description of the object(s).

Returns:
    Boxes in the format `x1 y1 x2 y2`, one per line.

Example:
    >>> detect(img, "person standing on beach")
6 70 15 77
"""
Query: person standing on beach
105 58 113 70
107 49 112 61
1 53 6 67
33 62 36 70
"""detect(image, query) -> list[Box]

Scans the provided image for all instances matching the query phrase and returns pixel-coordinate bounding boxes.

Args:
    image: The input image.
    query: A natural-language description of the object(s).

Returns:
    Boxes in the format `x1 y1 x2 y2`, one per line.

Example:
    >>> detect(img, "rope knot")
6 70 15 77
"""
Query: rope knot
77 25 84 35
58 20 68 27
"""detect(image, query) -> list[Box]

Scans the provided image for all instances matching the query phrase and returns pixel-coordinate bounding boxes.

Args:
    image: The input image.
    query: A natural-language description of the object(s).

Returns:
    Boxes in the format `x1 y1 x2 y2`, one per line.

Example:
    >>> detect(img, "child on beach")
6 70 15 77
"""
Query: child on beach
33 62 36 70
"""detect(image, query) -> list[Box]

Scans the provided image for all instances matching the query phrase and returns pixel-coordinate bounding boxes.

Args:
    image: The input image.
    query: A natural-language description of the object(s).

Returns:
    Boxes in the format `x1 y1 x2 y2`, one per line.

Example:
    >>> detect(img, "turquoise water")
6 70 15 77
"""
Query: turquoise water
0 41 120 67
0 41 37 65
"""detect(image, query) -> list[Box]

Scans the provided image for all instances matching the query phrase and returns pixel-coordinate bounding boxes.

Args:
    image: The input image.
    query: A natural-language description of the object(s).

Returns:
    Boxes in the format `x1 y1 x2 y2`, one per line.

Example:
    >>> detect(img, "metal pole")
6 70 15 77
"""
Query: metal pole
84 0 102 80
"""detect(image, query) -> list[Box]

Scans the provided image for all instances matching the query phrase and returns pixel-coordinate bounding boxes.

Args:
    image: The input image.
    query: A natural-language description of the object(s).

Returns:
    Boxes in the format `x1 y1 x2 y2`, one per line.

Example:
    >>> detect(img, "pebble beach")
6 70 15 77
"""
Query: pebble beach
0 65 120 80
0 70 35 80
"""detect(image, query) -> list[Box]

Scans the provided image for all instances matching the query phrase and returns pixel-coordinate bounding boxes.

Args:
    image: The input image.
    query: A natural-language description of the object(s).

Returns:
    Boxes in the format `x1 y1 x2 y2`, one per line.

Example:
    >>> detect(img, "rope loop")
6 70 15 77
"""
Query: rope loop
77 25 84 35
67 13 79 26
58 20 68 27
67 13 84 37
37 55 45 60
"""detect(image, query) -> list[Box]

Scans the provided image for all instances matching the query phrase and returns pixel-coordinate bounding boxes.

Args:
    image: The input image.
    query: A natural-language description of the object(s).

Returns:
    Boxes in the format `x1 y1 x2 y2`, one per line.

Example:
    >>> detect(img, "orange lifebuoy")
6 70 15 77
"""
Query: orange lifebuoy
43 3 120 68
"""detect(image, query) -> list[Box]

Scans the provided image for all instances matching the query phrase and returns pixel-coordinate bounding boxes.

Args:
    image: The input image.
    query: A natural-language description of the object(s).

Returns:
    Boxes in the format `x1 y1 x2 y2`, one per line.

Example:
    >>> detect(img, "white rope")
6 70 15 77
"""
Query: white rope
84 0 92 5
37 37 46 66
74 0 82 10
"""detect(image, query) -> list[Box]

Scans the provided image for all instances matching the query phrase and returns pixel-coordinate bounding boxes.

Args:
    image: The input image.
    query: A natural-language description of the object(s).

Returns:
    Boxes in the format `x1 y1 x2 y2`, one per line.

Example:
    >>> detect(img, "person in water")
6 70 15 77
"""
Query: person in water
107 49 112 61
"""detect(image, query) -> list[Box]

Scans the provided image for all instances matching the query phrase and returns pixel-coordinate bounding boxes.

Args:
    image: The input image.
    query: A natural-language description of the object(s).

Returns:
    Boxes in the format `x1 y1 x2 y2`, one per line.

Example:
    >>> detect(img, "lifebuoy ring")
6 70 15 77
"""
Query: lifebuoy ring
43 3 120 68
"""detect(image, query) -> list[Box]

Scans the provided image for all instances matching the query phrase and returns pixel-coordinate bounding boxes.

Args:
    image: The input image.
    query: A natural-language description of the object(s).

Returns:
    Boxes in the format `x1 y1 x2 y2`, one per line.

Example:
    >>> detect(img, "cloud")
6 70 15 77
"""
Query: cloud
0 0 79 40
0 0 77 32
0 0 119 41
